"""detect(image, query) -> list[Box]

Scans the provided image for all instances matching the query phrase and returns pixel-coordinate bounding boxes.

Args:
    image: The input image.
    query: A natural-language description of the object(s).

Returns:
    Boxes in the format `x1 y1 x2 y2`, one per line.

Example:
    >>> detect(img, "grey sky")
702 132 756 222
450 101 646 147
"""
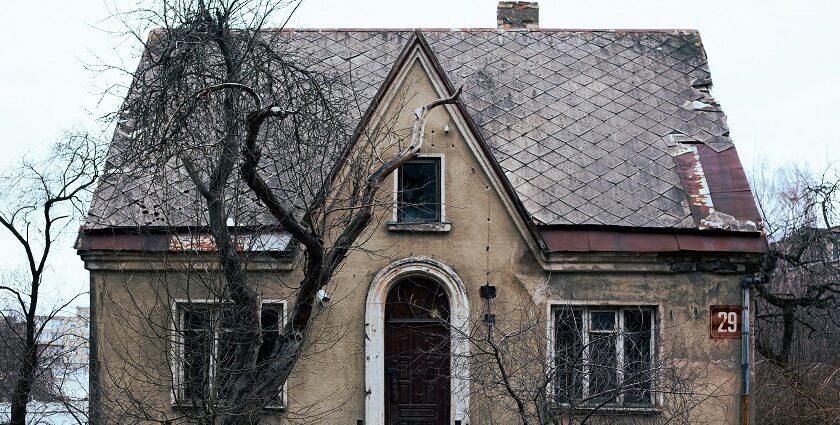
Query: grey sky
1 0 836 310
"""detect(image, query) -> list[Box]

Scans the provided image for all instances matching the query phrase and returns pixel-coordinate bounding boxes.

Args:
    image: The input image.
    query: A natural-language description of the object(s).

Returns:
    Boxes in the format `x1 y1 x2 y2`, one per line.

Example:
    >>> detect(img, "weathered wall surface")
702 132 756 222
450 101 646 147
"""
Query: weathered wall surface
84 58 751 425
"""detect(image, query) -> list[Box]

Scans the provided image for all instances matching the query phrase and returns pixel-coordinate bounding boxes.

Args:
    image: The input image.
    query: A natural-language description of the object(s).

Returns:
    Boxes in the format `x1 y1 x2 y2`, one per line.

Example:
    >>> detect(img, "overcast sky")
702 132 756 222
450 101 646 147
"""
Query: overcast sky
0 0 837 311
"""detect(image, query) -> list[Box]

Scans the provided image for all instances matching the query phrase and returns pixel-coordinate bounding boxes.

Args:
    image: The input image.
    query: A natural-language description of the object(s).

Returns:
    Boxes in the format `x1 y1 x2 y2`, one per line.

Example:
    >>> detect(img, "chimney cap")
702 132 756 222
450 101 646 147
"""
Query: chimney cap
497 1 539 30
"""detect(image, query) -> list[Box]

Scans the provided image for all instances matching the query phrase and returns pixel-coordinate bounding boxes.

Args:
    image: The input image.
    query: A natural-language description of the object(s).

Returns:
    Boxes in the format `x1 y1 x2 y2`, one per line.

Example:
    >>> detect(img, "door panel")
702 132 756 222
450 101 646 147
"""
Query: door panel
384 323 450 425
384 277 451 425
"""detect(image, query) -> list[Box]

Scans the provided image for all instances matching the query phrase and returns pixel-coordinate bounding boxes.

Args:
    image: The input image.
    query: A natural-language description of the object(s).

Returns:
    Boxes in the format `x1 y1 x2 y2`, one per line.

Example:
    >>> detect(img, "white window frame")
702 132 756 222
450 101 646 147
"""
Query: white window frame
548 304 659 410
170 299 288 409
391 153 446 223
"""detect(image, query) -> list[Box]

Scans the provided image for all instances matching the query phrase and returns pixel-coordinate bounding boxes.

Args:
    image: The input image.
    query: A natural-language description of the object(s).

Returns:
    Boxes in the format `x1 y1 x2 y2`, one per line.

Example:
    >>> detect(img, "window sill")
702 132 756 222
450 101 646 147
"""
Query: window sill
172 400 285 411
386 221 451 233
554 404 661 415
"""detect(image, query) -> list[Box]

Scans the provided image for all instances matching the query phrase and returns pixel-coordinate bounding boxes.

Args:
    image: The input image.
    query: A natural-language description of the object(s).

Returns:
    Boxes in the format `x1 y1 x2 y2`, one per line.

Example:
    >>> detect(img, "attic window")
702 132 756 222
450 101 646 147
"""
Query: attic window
397 158 441 223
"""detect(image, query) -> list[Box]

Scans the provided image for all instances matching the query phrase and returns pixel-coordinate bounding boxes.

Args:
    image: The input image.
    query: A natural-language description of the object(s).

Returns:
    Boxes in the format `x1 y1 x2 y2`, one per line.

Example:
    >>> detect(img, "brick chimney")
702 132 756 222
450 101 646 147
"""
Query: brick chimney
497 1 539 30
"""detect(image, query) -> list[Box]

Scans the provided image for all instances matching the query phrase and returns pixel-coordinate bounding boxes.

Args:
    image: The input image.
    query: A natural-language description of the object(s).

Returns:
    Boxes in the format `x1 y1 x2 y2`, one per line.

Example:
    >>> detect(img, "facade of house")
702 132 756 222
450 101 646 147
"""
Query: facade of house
76 3 767 424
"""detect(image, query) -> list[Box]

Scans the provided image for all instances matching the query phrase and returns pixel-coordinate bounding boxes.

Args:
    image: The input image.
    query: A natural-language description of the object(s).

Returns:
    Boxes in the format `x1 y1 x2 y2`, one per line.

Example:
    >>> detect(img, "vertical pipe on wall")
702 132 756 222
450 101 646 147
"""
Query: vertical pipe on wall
740 278 750 425
740 276 767 425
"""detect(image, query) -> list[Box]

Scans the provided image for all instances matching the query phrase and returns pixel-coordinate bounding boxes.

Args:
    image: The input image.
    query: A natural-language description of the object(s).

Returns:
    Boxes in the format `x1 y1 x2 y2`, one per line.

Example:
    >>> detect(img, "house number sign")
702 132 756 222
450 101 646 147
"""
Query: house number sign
709 305 742 339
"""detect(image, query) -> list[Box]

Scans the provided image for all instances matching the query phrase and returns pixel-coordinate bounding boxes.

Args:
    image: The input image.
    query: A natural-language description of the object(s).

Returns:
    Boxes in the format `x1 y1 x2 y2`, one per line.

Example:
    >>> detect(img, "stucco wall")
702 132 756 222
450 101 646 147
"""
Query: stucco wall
83 56 753 425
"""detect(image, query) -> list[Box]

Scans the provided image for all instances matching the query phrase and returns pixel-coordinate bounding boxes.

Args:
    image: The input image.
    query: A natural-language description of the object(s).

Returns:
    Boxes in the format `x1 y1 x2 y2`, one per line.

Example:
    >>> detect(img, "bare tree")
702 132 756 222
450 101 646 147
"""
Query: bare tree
93 1 461 423
0 133 102 425
751 162 840 424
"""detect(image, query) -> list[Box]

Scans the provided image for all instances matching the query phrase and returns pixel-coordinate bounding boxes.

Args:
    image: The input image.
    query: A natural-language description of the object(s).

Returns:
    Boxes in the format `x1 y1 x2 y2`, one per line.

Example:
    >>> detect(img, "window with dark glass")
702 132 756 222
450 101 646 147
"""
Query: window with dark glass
182 309 211 401
178 303 285 406
553 307 655 407
397 159 441 223
554 309 583 403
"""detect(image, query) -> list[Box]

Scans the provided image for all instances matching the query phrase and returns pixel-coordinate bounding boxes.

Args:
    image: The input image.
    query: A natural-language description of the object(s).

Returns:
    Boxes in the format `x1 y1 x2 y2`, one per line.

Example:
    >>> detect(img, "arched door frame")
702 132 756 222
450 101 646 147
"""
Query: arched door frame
365 257 470 425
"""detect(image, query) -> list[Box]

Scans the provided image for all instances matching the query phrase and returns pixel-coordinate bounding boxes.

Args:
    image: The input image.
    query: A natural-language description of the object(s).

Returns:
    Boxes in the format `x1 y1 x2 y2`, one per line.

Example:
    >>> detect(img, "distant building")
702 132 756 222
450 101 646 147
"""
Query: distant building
0 307 89 424
38 307 90 368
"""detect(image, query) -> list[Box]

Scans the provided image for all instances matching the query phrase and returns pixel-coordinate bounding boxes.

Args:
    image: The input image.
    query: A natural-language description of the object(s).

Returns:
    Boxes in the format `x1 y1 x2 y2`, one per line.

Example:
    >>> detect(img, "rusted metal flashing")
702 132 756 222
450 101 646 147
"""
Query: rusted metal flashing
670 138 761 233
695 145 761 224
169 234 218 251
672 143 715 226
76 231 293 253
75 231 169 251
539 227 767 253
700 211 757 232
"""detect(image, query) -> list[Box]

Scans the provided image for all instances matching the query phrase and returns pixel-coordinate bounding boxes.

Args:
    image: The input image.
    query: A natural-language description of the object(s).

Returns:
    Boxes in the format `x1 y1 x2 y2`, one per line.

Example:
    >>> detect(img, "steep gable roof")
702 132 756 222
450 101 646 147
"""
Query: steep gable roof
83 28 764 253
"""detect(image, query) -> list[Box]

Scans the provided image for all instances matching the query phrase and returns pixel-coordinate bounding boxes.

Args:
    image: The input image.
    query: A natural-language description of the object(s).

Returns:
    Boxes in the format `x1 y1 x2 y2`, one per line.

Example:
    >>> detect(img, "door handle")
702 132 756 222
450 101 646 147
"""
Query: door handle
386 367 399 400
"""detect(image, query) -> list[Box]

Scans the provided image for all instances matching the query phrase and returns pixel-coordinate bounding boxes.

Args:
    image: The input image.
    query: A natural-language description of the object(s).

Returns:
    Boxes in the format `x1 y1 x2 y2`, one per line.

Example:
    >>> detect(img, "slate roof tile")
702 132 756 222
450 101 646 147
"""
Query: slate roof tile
88 28 741 231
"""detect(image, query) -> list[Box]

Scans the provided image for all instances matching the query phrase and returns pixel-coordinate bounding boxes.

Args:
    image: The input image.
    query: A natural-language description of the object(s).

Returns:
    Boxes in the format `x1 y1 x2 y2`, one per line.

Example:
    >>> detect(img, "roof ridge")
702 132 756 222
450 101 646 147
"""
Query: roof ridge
259 27 700 34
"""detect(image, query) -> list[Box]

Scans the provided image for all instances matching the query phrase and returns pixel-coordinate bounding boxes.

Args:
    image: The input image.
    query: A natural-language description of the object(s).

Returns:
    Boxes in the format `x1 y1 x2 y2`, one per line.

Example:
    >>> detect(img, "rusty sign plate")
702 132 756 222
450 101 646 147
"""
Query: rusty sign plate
710 305 742 339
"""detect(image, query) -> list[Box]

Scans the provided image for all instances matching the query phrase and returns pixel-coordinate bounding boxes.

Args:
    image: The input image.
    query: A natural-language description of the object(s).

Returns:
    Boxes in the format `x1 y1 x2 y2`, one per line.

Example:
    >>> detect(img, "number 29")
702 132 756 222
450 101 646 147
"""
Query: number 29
717 311 738 332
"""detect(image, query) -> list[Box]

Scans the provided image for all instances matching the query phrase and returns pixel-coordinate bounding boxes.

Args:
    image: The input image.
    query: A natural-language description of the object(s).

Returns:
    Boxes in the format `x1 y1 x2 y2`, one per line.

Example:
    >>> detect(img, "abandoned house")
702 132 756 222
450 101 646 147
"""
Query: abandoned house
76 2 768 424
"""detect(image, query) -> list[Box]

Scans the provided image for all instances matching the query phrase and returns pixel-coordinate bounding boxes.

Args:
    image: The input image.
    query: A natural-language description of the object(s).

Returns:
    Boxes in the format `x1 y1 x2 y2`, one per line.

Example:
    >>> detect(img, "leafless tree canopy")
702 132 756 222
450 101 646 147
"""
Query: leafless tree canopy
0 133 102 425
752 162 840 424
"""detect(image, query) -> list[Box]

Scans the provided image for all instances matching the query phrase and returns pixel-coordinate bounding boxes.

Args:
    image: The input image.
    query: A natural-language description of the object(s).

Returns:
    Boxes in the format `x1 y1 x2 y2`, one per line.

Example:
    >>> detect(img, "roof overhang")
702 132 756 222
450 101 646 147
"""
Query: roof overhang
75 227 295 255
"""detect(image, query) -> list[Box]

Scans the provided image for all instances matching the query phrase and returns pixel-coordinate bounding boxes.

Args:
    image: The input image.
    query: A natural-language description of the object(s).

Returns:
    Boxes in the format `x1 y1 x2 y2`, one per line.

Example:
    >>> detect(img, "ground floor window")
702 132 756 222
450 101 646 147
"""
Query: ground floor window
174 301 285 407
553 306 655 407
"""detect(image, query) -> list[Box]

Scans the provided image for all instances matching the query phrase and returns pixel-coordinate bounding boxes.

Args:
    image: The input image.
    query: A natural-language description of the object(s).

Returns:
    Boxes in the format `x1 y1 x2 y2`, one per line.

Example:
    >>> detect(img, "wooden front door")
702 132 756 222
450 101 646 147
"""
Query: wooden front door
384 277 451 425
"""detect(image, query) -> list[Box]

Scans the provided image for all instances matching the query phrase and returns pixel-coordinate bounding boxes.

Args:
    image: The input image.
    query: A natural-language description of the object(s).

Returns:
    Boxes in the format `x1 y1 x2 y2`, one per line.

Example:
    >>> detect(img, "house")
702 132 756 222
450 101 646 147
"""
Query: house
76 2 768 424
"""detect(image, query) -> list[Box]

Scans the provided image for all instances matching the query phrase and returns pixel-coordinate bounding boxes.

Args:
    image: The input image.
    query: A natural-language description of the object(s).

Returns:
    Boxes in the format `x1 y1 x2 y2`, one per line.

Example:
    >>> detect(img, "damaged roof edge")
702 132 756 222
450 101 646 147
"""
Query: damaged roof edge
75 228 296 255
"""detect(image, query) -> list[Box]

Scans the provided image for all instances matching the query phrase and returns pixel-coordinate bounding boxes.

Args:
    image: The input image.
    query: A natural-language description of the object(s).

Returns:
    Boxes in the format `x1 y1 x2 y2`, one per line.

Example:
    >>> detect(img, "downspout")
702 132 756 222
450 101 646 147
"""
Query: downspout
740 276 767 425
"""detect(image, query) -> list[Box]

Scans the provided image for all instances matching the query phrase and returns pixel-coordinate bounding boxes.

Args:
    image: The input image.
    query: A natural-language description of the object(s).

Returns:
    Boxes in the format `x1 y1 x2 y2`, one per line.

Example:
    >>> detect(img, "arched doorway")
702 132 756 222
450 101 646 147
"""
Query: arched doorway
384 277 451 424
365 257 469 425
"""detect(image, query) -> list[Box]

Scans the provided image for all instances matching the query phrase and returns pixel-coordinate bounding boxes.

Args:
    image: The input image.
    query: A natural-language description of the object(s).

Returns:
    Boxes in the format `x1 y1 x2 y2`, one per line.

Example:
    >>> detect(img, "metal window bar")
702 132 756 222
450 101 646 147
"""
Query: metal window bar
553 306 656 408
177 302 286 405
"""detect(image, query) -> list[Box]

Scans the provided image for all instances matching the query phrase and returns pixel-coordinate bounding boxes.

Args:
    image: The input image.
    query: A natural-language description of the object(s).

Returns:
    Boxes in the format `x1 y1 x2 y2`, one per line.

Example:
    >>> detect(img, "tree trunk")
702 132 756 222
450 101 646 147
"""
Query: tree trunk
9 314 37 425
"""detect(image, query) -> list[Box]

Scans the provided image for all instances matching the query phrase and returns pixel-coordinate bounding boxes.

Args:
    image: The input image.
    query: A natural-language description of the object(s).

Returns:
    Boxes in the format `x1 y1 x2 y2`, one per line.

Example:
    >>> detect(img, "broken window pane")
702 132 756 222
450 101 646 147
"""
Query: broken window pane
182 308 211 400
398 159 440 223
554 309 583 403
623 309 653 405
